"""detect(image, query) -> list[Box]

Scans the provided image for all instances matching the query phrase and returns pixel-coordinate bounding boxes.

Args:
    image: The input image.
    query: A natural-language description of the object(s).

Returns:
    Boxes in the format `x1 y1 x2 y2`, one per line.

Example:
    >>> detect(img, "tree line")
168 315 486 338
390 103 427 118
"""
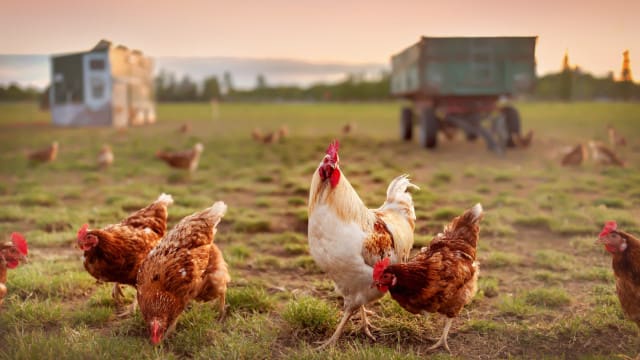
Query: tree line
1 56 638 103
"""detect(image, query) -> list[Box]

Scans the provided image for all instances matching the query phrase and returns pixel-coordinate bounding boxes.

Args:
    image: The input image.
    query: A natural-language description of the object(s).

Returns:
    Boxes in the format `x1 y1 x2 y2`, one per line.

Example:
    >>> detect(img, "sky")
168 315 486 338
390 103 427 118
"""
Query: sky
0 0 638 86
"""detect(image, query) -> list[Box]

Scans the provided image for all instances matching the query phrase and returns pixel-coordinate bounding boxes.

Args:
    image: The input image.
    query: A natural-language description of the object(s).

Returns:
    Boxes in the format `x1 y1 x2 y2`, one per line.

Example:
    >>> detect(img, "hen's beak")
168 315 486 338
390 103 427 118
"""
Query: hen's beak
370 280 378 289
596 236 607 245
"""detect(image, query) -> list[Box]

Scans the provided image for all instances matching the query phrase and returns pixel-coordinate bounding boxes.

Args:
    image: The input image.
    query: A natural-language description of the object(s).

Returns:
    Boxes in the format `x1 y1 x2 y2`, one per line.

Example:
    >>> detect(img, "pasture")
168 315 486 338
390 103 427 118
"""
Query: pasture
0 101 639 359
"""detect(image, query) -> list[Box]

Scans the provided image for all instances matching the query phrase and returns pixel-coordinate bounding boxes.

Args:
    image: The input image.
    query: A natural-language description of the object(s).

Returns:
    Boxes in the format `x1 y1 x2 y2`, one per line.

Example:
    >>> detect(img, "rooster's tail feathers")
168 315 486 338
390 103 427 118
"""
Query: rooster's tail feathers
380 174 419 219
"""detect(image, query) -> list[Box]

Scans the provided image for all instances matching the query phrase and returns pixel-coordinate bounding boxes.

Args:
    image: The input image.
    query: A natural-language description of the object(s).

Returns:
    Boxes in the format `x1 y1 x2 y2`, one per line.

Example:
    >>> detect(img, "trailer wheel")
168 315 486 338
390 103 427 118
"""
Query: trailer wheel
502 106 521 147
400 107 413 141
419 108 438 149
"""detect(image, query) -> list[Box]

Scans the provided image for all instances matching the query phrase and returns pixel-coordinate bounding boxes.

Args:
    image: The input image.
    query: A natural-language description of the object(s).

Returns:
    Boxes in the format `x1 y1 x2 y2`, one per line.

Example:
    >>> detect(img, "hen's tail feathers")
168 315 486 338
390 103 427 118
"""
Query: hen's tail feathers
202 201 228 229
380 174 420 219
155 193 174 207
442 203 483 245
470 203 483 223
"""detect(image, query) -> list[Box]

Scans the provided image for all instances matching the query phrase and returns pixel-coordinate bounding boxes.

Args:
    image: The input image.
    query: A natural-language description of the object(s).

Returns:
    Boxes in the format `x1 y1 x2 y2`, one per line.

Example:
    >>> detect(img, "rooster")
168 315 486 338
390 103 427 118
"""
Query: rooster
97 144 114 169
598 221 640 328
137 201 230 345
28 141 58 163
156 143 204 171
0 232 28 307
372 203 483 353
308 140 418 348
77 193 173 314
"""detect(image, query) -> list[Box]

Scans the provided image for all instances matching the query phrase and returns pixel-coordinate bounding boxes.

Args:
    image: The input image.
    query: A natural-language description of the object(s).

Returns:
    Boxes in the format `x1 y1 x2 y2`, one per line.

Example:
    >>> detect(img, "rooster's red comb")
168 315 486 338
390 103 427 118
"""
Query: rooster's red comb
10 232 28 256
326 140 339 162
373 257 390 281
599 220 617 238
77 223 89 240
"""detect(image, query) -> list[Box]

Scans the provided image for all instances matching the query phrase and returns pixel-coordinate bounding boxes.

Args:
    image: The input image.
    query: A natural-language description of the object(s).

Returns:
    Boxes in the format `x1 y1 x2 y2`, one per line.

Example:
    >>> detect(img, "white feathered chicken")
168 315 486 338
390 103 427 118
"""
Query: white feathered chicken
308 140 418 348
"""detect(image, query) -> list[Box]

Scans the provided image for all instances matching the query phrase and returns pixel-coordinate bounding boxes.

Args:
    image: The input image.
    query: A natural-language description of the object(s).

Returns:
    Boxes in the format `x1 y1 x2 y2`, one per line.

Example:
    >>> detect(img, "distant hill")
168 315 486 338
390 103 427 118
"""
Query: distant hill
0 54 387 89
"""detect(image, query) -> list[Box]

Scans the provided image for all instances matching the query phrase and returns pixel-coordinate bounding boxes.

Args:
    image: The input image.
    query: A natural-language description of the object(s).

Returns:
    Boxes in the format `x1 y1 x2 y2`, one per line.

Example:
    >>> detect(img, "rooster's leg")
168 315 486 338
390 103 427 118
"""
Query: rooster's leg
427 316 453 353
358 305 378 340
315 306 357 350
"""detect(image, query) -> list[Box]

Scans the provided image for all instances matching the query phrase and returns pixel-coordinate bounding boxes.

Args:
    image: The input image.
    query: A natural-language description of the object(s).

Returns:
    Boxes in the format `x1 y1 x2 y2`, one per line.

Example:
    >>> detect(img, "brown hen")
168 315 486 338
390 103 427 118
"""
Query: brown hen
77 193 173 313
373 203 483 353
137 201 230 345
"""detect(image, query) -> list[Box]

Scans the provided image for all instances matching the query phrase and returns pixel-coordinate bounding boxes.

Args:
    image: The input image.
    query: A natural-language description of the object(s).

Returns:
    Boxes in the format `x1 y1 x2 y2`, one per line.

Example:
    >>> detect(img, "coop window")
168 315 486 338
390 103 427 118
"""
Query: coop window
90 59 105 70
91 78 105 99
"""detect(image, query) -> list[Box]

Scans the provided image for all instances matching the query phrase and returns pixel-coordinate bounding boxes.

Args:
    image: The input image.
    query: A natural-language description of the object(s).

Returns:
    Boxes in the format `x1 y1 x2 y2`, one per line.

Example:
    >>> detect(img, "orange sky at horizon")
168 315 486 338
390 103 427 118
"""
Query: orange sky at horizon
0 0 638 77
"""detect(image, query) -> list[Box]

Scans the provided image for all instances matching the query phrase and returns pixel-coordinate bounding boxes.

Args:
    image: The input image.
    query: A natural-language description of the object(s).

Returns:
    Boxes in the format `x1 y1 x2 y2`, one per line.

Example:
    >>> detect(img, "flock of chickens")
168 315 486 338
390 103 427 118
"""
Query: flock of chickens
560 125 628 167
4 129 638 353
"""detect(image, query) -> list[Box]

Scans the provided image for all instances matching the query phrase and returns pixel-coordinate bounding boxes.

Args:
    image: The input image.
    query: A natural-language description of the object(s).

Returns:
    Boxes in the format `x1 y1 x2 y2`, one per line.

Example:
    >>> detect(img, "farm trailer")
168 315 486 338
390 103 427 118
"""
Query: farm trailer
390 36 537 153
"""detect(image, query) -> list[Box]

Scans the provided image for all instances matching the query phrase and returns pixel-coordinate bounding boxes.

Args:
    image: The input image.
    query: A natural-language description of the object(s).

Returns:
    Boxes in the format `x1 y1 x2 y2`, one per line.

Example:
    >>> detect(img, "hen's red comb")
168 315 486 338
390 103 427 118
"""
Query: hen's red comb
77 223 89 240
599 220 617 238
373 257 390 281
10 232 28 256
326 140 339 162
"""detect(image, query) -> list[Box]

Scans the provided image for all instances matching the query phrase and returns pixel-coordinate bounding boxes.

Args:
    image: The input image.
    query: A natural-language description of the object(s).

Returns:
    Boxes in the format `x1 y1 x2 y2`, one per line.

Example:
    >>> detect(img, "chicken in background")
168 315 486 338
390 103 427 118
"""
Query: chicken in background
97 144 114 169
137 201 230 345
598 221 640 329
28 141 58 163
512 129 534 148
0 232 28 307
156 143 204 171
178 122 192 134
561 143 587 166
608 124 627 149
261 131 280 144
308 140 418 348
77 193 173 315
252 128 264 142
342 122 356 136
278 125 289 140
372 203 483 353
588 141 626 167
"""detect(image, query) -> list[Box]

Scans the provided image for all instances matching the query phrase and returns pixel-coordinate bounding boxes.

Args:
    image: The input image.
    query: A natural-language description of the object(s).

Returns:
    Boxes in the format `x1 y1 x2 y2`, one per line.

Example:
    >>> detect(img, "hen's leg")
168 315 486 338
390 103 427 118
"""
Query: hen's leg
217 293 227 321
112 283 125 305
315 305 357 350
117 297 137 318
427 316 453 353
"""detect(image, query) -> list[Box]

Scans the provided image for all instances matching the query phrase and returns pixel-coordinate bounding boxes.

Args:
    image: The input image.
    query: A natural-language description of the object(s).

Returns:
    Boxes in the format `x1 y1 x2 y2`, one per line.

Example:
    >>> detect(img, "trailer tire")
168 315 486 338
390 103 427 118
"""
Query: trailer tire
400 107 413 141
419 108 438 149
502 106 521 147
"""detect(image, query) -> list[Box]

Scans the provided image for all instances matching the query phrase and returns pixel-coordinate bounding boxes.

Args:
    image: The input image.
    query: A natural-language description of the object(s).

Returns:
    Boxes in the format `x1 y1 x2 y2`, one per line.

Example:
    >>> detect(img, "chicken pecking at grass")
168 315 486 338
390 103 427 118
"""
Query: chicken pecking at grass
598 221 640 329
156 143 204 171
372 203 483 353
0 232 28 307
28 141 58 163
77 193 173 315
136 201 230 345
308 140 419 349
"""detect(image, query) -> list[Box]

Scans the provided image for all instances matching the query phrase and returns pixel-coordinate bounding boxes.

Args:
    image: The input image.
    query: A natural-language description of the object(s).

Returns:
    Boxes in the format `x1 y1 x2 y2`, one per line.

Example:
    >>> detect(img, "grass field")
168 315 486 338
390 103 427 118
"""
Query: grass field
0 101 639 359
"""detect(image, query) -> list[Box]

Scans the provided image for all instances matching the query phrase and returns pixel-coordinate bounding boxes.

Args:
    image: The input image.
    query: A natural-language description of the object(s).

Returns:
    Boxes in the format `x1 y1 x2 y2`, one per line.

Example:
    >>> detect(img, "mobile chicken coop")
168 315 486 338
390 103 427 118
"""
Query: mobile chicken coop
391 36 537 152
50 40 155 127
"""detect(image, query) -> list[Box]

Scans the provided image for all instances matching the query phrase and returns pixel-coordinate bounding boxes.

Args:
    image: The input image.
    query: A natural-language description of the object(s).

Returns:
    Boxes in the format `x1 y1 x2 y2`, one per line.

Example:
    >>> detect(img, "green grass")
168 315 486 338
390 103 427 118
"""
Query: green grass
2 101 640 358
